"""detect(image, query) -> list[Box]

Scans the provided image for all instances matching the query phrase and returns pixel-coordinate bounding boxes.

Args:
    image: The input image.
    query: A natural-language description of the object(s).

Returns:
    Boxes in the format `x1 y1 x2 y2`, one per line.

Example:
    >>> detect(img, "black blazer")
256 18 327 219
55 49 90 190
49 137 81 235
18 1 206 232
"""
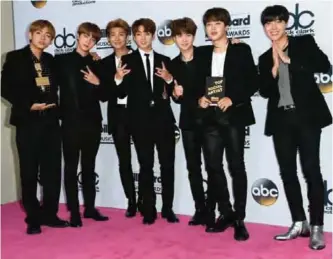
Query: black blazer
195 42 258 126
118 50 175 126
1 45 59 126
258 35 332 136
55 51 106 124
99 51 134 134
169 47 203 130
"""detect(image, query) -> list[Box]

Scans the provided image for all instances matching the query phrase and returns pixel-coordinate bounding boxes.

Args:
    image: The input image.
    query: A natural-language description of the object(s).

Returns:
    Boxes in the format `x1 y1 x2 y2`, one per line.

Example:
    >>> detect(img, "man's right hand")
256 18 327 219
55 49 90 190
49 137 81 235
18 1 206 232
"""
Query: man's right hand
115 60 131 81
173 80 183 98
30 103 56 111
198 96 211 109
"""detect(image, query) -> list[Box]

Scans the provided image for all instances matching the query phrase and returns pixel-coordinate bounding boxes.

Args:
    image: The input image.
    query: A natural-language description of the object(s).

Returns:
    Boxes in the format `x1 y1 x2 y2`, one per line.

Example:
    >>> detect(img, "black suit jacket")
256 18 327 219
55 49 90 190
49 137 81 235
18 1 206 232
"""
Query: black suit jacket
258 35 332 136
1 45 59 126
118 50 175 126
195 42 258 126
169 47 203 130
55 51 106 124
99 51 134 134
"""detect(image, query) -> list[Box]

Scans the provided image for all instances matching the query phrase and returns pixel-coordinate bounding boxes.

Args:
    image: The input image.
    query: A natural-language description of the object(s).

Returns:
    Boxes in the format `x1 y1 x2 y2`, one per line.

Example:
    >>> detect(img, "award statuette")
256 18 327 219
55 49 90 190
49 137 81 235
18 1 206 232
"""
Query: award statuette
34 62 50 92
34 62 52 104
205 76 225 106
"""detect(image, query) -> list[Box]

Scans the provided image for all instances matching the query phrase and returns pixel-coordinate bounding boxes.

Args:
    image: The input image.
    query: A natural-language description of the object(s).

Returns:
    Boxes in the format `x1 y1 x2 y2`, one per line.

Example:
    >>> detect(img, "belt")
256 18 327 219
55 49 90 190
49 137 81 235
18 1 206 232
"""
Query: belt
279 104 296 111
116 104 127 108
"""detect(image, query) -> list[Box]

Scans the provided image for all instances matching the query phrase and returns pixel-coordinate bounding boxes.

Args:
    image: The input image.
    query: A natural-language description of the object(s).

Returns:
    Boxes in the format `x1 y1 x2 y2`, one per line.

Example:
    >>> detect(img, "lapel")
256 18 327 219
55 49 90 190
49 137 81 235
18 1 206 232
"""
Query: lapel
22 45 39 84
153 51 161 93
222 40 232 81
133 50 150 86
108 52 116 73
206 45 214 76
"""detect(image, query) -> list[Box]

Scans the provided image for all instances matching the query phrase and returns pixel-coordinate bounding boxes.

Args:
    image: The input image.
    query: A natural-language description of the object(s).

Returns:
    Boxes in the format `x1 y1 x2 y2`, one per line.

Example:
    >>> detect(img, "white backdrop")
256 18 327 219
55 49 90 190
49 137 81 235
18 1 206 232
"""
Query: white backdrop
12 0 332 231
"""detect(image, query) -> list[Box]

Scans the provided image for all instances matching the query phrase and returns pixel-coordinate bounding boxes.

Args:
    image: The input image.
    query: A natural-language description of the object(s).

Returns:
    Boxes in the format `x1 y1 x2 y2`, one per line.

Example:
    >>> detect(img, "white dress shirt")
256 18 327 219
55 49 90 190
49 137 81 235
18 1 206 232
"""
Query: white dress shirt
211 51 226 77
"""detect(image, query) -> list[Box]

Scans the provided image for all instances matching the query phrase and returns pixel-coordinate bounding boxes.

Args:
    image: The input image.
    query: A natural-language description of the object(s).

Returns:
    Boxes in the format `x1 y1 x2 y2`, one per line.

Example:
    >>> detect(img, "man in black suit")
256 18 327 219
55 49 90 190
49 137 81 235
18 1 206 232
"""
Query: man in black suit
99 19 141 218
197 8 258 240
169 18 206 226
55 22 109 227
258 5 331 250
1 20 69 234
116 18 178 225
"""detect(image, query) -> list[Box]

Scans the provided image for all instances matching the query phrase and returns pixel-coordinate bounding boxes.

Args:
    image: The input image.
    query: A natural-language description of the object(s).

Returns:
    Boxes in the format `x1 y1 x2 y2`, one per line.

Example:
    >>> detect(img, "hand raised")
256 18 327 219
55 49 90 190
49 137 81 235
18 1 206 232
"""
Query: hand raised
81 66 100 85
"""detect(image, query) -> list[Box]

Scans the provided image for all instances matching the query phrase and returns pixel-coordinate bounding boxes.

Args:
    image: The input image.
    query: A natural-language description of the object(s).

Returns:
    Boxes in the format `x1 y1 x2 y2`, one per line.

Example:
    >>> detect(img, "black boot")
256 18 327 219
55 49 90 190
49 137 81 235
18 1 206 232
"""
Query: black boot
125 199 137 218
234 220 249 241
189 209 206 226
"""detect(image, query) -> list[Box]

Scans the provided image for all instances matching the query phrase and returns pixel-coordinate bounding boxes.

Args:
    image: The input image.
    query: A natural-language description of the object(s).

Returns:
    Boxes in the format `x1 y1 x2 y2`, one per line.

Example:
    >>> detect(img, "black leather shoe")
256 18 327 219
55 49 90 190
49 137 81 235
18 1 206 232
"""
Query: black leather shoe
83 209 109 221
205 211 219 233
143 215 156 225
189 210 206 226
26 224 41 235
70 214 82 228
214 213 234 232
42 217 70 228
234 220 249 241
161 209 179 223
142 207 157 225
125 201 137 218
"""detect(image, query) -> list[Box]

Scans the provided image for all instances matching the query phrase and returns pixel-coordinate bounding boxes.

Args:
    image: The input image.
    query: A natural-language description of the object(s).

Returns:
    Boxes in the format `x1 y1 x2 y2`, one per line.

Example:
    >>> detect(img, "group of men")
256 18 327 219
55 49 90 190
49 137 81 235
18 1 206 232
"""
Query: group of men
1 4 331 251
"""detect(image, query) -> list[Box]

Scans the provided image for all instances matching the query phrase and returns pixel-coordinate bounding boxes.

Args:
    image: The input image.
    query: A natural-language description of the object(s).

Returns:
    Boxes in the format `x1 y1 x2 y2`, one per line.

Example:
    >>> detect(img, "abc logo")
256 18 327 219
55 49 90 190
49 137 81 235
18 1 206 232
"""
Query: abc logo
31 0 47 8
287 3 314 30
252 178 279 206
157 20 174 45
77 172 99 186
315 66 332 93
54 28 76 49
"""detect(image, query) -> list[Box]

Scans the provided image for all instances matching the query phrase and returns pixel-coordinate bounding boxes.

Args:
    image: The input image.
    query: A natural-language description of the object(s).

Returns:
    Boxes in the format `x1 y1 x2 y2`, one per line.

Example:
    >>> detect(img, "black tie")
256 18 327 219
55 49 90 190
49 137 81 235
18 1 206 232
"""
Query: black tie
144 53 152 90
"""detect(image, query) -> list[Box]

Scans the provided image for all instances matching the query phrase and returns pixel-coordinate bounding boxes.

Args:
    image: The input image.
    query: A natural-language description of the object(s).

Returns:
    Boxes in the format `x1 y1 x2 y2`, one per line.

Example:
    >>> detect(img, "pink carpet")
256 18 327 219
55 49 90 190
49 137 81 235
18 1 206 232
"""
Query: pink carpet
1 202 332 259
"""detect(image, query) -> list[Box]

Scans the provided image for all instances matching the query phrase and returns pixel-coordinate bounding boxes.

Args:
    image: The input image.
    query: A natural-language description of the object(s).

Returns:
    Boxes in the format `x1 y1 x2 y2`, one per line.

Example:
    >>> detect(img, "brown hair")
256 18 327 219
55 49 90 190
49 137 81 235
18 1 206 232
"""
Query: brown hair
77 22 102 42
132 18 156 35
171 17 197 37
203 7 231 26
29 19 56 40
106 19 130 37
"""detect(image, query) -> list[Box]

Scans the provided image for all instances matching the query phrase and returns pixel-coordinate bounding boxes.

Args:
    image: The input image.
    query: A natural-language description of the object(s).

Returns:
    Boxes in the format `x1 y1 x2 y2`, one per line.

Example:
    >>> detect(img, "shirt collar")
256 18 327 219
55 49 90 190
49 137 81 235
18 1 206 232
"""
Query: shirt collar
138 48 153 59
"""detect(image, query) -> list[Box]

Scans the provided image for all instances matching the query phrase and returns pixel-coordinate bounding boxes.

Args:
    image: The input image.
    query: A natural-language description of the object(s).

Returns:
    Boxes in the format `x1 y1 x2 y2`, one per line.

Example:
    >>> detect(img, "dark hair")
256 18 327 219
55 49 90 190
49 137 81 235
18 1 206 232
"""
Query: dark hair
77 22 102 42
261 5 289 25
203 7 231 26
171 17 197 37
106 19 130 37
132 18 156 35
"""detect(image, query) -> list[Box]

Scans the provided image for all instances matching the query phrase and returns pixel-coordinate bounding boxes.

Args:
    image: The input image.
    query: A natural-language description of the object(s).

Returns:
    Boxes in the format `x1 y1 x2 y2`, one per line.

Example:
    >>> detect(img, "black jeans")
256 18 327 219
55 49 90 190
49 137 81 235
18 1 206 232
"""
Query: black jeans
182 129 205 210
112 106 136 202
62 119 101 214
16 118 61 225
202 124 247 220
273 109 324 225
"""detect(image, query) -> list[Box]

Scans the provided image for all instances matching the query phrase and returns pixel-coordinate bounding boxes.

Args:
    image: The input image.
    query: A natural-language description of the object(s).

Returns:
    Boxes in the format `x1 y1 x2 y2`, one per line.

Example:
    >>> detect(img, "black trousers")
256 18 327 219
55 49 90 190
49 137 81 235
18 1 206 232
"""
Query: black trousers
131 112 175 215
62 119 101 214
202 123 247 220
111 106 136 201
182 129 205 210
273 109 324 225
16 117 61 225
